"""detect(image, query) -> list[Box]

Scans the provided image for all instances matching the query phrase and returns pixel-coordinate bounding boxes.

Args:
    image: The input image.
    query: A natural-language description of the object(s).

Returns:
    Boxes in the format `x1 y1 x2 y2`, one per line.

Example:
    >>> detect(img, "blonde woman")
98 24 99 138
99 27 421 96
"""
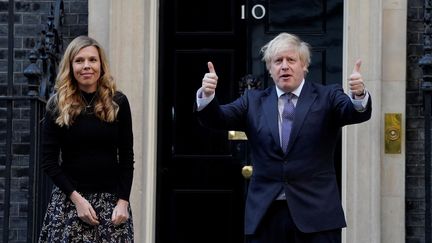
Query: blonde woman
39 36 134 242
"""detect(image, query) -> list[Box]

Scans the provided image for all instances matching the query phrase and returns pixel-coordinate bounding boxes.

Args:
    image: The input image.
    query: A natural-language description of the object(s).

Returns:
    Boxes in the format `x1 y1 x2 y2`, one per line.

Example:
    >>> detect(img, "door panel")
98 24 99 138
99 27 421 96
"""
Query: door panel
175 1 234 32
174 50 237 155
248 0 343 86
158 1 343 242
158 0 246 242
170 189 237 242
267 0 326 34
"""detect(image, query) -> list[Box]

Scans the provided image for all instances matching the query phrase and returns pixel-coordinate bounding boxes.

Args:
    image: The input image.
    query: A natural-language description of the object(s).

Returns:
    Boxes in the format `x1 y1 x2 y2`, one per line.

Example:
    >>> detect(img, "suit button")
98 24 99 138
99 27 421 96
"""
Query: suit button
284 160 288 164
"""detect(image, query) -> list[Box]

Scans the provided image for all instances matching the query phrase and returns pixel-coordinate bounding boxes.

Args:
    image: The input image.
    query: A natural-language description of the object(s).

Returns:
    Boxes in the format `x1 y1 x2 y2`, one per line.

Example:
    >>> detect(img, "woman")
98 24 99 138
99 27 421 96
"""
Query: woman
39 36 134 242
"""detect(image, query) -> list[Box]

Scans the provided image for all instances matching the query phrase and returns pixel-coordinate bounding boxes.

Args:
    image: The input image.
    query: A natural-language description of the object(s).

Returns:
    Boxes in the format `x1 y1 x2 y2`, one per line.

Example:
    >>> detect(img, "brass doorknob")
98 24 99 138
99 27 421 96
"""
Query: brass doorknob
242 165 253 179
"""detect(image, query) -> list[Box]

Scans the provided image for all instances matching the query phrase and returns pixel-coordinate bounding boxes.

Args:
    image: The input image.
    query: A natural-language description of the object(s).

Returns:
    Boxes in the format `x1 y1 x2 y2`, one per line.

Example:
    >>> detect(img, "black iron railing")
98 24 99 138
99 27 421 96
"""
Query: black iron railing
1 0 64 242
0 96 50 242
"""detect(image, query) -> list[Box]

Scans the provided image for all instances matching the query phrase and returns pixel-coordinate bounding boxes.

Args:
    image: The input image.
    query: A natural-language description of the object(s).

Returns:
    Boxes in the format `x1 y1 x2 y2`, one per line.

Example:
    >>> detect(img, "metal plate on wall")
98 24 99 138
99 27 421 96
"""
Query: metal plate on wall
385 113 402 154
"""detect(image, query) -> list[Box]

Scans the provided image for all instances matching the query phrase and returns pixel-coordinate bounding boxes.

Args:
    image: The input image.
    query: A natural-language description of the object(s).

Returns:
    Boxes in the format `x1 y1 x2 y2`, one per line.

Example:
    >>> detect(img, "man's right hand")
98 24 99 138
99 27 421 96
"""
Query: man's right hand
202 61 218 97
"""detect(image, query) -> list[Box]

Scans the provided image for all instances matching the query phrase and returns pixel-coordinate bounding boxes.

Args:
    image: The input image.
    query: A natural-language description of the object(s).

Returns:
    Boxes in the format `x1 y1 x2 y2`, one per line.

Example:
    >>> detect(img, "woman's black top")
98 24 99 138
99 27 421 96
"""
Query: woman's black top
41 91 134 201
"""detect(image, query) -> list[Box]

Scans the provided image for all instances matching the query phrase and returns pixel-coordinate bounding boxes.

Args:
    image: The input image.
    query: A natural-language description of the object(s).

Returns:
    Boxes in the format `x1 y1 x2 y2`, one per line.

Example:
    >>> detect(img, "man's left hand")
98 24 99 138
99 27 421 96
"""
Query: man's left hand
349 59 365 98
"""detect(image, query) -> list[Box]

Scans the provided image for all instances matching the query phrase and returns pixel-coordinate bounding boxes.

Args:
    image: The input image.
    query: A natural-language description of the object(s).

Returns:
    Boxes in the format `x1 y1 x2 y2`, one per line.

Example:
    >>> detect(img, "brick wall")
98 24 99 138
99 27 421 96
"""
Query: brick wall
0 0 88 242
407 0 427 242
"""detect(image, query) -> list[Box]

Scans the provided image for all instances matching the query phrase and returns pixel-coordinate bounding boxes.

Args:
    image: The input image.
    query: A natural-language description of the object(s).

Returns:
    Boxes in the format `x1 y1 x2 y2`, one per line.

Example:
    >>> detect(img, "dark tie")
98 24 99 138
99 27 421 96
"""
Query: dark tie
281 93 295 152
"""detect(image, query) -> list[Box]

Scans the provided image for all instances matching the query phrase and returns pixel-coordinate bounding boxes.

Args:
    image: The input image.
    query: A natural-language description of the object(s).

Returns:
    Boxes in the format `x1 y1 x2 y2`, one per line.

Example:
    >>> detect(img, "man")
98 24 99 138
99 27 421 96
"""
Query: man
195 33 371 243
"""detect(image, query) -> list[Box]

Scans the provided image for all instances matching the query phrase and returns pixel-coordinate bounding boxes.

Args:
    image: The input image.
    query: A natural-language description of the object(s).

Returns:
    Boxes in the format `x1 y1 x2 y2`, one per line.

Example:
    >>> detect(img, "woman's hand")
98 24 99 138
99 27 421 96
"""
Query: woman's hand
111 199 129 225
70 191 100 225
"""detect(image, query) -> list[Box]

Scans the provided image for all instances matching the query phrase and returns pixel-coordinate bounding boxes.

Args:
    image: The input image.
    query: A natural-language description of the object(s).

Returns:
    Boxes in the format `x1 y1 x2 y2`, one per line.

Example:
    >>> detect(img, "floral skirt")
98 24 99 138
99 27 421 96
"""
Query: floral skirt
38 186 134 243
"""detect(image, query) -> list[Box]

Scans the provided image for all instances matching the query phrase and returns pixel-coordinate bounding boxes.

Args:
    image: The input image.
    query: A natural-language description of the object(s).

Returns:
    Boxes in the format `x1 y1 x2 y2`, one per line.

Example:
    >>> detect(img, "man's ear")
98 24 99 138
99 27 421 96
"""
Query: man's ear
302 63 308 73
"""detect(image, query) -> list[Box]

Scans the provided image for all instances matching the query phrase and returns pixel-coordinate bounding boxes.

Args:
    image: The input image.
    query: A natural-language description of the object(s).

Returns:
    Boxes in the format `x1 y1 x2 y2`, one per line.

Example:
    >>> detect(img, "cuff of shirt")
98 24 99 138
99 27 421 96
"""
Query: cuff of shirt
196 87 215 111
349 91 370 112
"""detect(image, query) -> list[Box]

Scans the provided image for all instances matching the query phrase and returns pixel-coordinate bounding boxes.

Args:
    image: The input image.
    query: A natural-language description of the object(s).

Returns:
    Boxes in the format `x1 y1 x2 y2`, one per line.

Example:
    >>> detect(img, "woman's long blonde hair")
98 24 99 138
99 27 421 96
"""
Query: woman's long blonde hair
50 35 119 127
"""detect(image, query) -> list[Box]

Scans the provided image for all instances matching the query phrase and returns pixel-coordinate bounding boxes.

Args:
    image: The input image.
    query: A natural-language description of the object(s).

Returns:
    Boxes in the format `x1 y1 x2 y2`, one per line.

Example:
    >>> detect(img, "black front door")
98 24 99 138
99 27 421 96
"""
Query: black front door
157 1 343 242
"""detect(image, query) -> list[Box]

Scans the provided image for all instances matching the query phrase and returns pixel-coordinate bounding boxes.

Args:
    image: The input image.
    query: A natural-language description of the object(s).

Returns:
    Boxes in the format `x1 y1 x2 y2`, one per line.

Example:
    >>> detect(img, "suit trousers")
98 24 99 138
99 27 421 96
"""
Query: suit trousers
246 200 341 243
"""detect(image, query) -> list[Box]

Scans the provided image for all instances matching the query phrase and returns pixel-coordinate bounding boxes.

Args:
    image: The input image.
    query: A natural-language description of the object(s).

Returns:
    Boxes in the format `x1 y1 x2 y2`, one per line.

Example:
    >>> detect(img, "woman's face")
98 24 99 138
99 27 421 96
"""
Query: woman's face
72 46 101 93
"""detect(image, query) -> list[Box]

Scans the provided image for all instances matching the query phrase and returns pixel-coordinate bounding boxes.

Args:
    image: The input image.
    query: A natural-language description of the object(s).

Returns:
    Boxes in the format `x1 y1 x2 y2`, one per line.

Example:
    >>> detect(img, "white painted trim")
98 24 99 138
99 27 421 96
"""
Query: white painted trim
343 0 383 242
89 0 159 242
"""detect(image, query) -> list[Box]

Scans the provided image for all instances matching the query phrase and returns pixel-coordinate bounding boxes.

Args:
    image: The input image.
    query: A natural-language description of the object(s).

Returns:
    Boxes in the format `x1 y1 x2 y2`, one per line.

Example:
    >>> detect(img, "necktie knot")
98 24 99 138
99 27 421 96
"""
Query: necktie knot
284 92 294 100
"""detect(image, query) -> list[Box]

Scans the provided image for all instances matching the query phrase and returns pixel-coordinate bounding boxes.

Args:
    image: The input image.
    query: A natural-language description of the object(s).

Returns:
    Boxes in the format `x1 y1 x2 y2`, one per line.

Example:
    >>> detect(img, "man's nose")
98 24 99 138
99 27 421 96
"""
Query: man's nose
281 60 289 70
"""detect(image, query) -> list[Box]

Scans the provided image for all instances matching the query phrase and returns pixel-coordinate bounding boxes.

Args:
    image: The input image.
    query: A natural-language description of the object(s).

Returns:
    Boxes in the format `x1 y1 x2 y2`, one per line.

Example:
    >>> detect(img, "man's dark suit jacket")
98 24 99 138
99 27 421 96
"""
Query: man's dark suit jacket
196 80 372 235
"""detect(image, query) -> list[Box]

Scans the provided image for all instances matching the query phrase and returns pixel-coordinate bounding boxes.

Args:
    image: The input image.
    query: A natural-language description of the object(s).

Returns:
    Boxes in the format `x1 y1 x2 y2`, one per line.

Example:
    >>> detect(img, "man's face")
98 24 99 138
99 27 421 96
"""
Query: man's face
269 48 306 93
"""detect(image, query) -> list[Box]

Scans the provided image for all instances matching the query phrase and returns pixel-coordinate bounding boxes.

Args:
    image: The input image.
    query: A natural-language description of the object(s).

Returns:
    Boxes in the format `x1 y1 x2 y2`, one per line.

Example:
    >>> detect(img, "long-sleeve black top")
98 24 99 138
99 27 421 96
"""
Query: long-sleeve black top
41 91 134 201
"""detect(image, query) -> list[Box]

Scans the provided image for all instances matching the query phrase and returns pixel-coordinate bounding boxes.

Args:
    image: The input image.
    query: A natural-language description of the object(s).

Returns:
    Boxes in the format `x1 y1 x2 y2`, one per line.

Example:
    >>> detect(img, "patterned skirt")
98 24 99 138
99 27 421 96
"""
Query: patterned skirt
38 186 134 243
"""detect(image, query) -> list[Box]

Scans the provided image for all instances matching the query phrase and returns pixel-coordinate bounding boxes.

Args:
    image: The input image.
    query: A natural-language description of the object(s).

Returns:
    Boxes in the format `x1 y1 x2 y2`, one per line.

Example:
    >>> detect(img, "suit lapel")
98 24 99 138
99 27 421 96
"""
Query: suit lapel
261 87 281 150
286 81 317 153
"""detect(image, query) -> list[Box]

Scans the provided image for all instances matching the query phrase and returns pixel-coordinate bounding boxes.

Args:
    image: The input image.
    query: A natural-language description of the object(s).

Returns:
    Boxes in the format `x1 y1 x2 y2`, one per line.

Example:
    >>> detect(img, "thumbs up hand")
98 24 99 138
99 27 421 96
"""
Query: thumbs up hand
348 59 366 98
202 62 218 97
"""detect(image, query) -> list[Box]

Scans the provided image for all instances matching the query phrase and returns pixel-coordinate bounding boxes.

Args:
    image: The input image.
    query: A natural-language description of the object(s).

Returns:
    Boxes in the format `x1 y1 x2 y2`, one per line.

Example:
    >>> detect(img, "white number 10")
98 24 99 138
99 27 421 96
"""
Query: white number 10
241 4 266 20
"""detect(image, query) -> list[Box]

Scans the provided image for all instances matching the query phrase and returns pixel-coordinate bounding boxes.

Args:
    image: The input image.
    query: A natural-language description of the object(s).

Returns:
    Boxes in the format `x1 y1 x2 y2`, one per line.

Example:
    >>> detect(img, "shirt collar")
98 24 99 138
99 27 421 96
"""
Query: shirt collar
276 79 305 98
